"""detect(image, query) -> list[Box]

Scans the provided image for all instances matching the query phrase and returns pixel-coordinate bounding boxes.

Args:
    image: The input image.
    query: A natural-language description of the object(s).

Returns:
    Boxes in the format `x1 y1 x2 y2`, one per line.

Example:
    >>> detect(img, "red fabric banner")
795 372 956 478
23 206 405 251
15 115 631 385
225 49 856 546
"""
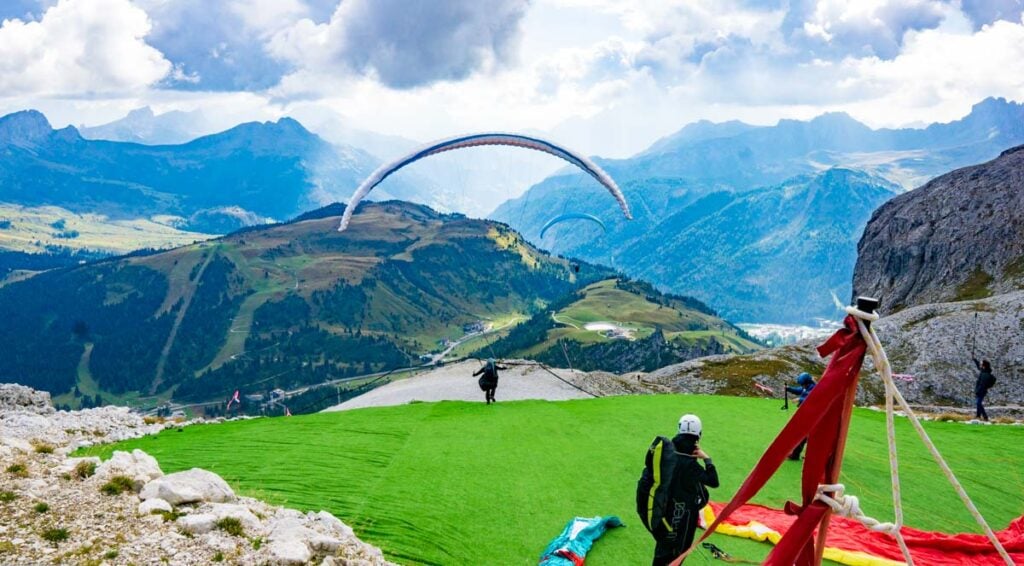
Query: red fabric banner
672 315 869 565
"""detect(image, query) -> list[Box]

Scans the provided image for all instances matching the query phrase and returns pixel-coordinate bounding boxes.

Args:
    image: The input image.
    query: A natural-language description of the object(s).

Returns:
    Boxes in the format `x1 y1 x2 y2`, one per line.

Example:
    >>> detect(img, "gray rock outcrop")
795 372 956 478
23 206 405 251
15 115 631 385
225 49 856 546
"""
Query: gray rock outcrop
872 291 1024 407
0 383 54 414
854 145 1024 312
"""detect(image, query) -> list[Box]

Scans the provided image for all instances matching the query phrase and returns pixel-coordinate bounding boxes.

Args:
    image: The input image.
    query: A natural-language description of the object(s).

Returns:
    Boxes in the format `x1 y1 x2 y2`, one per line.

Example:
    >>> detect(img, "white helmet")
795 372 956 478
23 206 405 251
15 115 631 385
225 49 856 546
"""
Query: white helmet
678 414 702 438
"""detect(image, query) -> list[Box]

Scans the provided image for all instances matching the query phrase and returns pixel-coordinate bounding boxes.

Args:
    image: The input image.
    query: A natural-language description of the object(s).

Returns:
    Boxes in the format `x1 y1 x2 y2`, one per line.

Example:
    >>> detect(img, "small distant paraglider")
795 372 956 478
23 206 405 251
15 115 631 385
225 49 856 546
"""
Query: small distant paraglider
337 133 631 232
539 212 606 239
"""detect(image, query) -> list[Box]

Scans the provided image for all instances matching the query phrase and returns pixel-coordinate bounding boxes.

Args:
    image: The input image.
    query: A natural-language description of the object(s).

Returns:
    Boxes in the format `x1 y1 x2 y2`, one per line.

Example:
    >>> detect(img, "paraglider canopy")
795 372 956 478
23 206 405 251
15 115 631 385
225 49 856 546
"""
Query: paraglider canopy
539 212 606 239
337 133 631 231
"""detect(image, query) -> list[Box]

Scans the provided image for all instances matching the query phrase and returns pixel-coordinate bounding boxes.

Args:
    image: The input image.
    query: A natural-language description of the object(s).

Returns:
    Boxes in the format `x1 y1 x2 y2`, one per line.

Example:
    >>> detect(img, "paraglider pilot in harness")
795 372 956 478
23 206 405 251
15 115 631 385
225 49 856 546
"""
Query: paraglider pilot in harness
786 372 816 460
473 358 507 405
636 414 719 566
972 358 996 421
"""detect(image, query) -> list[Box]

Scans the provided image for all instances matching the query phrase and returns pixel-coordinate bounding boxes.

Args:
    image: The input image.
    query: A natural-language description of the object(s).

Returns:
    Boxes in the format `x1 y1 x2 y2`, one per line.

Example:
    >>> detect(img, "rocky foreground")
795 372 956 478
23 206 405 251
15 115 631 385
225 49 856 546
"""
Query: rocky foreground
0 384 394 565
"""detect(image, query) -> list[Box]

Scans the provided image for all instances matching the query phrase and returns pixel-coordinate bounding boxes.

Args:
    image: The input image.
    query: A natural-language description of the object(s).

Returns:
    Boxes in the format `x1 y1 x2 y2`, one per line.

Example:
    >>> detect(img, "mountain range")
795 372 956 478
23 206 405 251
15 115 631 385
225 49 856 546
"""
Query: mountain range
0 110 392 233
79 107 563 218
0 201 750 408
665 142 1024 409
493 97 1024 323
4 98 1024 325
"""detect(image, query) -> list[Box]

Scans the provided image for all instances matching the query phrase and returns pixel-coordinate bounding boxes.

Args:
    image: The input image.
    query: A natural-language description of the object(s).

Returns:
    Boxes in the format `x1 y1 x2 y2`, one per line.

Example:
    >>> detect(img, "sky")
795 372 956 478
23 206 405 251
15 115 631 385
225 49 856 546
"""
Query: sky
1 0 1023 157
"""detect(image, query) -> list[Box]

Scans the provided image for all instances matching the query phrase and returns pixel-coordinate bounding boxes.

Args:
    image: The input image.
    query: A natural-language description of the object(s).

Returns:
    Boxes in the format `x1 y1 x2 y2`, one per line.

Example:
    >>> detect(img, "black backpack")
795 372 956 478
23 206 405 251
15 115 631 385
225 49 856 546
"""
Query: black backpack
636 436 679 534
477 366 497 390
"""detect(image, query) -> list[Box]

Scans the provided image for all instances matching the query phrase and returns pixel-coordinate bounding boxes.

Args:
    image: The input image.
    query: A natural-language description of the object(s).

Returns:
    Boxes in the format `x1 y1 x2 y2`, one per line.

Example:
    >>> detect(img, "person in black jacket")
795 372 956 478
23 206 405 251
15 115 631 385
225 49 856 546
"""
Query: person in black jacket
652 414 720 566
786 373 816 460
972 358 997 421
473 358 506 404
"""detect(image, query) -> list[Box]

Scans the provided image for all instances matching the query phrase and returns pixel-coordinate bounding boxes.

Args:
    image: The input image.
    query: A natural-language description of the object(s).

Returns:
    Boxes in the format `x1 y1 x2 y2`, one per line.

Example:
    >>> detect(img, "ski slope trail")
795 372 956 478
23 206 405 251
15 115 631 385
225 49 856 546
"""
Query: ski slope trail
152 248 216 392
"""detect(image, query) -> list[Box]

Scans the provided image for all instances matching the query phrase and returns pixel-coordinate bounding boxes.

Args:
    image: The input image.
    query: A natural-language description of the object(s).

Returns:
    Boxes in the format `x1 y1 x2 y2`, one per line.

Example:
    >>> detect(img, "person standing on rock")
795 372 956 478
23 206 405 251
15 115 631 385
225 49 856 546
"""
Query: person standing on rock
971 358 997 421
474 359 506 404
786 372 816 460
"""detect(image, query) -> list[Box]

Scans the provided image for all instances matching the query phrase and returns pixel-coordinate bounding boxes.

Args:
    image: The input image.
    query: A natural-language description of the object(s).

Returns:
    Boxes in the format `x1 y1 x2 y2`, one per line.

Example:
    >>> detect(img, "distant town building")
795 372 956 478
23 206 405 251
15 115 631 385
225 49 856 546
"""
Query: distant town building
603 328 631 340
463 321 486 333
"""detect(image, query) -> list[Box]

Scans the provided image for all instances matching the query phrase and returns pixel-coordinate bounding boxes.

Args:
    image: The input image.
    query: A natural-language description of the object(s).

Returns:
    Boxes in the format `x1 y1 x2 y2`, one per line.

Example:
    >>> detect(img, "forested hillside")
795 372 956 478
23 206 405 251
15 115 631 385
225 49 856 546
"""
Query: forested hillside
0 202 612 406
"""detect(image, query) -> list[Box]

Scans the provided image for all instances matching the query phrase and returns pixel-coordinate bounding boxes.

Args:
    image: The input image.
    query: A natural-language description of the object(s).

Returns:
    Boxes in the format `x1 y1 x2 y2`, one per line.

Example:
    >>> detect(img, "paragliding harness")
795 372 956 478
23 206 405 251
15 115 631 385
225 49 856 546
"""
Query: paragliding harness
636 436 707 536
477 363 499 392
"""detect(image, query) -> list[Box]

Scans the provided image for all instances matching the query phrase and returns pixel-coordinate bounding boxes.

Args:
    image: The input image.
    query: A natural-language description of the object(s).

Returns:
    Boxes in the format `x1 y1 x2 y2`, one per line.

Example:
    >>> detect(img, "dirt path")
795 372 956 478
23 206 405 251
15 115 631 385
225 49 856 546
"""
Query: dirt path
323 360 591 411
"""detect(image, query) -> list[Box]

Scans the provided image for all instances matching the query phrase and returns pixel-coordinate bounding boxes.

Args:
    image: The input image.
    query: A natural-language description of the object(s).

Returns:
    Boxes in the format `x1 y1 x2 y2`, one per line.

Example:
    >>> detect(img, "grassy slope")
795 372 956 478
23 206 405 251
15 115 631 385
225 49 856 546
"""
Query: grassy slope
84 395 1024 565
518 279 760 356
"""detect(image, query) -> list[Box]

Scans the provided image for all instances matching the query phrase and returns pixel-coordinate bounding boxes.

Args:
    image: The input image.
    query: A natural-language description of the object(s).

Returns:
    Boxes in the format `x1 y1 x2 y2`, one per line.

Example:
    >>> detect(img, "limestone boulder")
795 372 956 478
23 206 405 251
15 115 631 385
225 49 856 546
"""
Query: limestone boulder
140 468 235 505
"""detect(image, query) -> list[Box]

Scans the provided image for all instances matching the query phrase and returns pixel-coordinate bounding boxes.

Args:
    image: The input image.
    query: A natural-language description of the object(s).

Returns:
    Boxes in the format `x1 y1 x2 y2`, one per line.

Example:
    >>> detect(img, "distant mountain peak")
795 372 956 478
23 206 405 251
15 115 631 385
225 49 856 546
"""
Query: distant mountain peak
271 116 309 134
79 106 211 145
0 109 53 146
971 96 1015 111
966 96 1022 122
125 106 156 119
810 111 861 125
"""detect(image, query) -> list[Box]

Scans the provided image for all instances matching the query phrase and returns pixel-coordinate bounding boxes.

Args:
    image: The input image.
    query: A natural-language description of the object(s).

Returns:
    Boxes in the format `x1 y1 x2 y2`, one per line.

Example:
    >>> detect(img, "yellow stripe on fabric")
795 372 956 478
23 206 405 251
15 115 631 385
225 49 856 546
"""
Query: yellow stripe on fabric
648 441 663 529
700 506 905 566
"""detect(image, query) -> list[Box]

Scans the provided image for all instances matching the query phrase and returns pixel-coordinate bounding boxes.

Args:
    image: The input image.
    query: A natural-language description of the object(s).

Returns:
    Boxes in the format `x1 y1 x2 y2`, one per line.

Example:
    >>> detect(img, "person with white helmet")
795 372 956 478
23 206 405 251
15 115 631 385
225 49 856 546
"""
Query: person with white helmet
644 413 720 566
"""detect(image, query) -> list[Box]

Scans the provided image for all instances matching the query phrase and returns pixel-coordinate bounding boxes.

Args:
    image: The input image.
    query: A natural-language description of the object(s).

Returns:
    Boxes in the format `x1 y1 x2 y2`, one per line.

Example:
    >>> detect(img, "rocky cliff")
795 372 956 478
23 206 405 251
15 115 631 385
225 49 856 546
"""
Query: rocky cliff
644 290 1024 415
854 146 1024 311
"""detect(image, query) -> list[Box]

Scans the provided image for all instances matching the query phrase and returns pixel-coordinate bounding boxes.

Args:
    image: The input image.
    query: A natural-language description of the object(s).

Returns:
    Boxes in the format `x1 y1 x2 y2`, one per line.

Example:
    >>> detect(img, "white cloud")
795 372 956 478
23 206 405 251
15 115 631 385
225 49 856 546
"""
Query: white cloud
0 0 171 96
3 0 1024 161
269 0 529 90
839 15 1024 125
795 0 947 58
229 0 308 35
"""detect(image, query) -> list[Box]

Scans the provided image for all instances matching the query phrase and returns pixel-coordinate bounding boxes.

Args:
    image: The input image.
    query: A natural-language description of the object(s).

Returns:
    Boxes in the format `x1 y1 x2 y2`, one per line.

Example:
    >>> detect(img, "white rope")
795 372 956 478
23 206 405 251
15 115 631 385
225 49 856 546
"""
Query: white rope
839 306 1014 566
815 483 900 535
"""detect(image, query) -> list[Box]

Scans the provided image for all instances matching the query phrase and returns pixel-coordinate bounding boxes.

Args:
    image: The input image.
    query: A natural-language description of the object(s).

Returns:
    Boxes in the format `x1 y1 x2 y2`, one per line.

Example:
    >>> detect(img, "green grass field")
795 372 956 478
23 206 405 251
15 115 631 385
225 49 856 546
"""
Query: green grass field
82 395 1024 565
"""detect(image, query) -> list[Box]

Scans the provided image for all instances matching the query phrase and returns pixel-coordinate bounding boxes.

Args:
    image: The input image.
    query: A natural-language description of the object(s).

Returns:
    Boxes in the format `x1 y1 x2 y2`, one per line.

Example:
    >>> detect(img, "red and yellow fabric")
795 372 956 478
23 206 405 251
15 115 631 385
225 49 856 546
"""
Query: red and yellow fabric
699 502 1024 565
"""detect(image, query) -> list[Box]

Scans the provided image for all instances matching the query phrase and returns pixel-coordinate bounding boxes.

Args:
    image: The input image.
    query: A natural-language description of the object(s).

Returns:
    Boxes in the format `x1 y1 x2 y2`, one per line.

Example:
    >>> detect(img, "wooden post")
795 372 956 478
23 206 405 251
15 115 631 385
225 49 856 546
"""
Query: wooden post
813 297 878 565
